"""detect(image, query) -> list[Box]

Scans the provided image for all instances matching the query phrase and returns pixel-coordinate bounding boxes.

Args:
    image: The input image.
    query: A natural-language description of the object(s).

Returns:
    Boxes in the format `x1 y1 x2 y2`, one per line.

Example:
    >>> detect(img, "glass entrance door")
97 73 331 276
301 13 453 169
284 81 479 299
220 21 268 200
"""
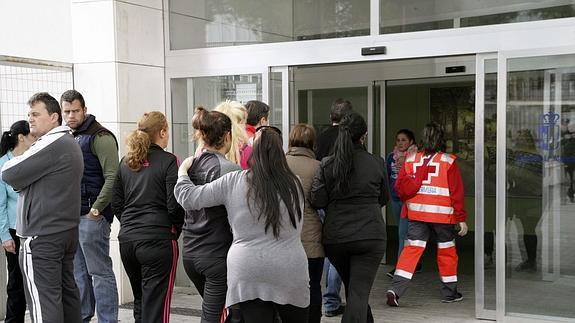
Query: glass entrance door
496 49 575 322
291 85 374 151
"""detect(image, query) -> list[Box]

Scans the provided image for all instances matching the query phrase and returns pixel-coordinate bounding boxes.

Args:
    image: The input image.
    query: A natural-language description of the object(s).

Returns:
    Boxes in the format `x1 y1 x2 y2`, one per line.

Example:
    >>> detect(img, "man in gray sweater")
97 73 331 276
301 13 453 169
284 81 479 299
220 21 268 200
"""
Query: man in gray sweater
1 92 83 323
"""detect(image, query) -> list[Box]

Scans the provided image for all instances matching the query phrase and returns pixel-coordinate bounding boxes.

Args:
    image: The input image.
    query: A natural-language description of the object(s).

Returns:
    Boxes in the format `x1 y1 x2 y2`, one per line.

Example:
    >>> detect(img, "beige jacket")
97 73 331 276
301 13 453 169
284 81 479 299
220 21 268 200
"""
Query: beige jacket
286 147 324 258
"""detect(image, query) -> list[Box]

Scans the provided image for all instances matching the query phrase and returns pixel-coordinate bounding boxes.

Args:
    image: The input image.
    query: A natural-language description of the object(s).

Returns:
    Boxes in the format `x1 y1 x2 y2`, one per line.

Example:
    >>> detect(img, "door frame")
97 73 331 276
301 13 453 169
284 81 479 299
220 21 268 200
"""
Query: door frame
475 52 498 321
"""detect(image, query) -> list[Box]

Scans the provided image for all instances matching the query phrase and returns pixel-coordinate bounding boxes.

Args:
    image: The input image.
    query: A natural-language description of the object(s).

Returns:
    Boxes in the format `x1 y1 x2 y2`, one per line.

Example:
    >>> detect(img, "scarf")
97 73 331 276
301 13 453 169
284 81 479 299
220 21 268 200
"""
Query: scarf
392 144 418 174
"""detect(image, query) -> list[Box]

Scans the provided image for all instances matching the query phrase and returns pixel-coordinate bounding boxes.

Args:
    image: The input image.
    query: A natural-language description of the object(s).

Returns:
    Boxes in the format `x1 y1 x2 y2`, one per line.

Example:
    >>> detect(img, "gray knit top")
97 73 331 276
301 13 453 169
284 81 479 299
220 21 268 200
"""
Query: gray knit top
174 170 310 308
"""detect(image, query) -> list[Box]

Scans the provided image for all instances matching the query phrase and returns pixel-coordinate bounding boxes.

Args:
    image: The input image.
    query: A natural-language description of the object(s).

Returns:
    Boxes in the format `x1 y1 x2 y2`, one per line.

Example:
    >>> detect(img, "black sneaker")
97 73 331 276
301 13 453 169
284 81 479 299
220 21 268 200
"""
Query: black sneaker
386 269 395 278
441 292 463 303
515 260 536 272
415 262 423 273
324 305 345 317
386 290 399 307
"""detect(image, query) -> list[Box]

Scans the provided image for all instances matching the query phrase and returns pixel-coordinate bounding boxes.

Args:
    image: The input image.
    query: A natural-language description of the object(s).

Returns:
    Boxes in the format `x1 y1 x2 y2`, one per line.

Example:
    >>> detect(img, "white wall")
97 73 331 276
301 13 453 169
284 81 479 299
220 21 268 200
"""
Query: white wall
71 0 169 302
0 0 72 63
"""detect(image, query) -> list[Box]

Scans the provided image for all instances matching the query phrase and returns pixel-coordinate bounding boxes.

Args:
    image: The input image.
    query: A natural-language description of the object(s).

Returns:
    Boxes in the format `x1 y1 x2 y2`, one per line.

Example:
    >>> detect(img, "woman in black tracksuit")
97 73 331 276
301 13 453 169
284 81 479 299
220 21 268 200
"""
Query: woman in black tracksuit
310 112 388 323
112 111 184 323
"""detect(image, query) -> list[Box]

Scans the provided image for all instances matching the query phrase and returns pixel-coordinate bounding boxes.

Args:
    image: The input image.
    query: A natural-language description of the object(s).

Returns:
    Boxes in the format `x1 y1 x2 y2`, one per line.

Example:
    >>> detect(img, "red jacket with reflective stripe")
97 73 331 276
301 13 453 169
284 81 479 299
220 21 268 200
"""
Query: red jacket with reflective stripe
395 152 467 224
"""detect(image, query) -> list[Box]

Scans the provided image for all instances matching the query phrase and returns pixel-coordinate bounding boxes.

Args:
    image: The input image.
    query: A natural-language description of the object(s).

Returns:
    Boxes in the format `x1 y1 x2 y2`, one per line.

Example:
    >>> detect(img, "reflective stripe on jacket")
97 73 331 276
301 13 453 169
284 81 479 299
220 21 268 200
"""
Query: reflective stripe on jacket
404 152 457 224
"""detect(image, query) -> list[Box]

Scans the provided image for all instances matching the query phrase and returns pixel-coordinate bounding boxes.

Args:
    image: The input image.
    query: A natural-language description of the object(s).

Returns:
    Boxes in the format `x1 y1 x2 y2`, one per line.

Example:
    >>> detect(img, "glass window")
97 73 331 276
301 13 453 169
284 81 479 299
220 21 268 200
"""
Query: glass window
0 63 73 131
483 59 497 311
169 0 369 49
269 71 284 130
505 54 575 320
380 1 575 34
170 74 262 159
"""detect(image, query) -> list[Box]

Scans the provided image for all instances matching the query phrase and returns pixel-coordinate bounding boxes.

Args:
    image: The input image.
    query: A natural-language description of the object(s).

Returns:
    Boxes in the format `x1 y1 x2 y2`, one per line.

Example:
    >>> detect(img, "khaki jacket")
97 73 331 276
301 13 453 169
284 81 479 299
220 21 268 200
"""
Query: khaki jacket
286 147 324 258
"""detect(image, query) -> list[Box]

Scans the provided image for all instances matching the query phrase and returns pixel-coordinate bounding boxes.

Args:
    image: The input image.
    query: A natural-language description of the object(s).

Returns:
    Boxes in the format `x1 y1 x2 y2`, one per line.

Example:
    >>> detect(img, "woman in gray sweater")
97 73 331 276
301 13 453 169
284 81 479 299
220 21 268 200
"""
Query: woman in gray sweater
175 126 310 323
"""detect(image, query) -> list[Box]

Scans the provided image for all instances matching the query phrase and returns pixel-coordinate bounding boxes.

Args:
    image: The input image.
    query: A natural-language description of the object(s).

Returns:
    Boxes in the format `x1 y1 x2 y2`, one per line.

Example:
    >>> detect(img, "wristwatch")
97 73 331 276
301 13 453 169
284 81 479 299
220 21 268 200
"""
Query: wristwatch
90 208 100 217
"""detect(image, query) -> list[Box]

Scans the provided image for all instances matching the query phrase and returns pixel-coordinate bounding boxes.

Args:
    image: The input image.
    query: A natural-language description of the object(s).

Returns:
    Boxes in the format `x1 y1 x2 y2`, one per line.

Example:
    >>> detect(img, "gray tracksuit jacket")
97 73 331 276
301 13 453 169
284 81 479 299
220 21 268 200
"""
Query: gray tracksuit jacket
1 126 84 237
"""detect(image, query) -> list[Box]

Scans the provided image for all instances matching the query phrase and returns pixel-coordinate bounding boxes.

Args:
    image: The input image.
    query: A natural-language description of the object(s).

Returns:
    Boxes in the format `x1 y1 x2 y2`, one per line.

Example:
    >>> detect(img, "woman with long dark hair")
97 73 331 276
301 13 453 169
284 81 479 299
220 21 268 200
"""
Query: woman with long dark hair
112 111 184 323
310 112 388 323
175 126 310 323
183 107 241 323
285 124 323 323
0 120 34 322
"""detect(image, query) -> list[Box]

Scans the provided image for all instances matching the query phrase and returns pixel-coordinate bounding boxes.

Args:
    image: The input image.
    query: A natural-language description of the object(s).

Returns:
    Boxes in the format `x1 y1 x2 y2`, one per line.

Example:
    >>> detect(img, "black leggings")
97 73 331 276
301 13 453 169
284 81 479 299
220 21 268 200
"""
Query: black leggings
120 239 178 323
239 299 308 323
5 229 26 323
183 257 227 323
324 239 385 323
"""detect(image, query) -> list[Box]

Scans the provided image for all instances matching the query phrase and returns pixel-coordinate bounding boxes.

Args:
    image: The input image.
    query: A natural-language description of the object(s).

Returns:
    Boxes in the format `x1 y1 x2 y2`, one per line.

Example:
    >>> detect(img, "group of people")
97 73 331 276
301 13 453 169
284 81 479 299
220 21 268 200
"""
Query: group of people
0 92 468 323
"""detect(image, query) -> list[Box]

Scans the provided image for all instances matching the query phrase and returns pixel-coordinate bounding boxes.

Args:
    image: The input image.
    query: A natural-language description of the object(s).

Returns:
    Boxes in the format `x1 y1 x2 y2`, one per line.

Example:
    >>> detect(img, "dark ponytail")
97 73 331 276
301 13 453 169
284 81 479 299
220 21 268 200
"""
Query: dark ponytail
192 107 232 150
421 122 445 155
0 120 30 156
331 112 367 195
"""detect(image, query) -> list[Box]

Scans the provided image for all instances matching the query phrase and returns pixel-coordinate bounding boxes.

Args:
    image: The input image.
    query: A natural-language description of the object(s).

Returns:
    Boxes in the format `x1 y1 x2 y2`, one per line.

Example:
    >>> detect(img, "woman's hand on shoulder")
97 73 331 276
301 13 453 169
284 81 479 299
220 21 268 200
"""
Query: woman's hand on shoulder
178 156 195 177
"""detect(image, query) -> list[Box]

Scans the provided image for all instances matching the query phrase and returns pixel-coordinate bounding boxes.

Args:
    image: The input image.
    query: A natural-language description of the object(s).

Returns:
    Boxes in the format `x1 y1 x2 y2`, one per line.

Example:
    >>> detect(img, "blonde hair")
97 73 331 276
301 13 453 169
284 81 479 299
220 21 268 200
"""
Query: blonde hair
125 111 168 171
213 100 248 164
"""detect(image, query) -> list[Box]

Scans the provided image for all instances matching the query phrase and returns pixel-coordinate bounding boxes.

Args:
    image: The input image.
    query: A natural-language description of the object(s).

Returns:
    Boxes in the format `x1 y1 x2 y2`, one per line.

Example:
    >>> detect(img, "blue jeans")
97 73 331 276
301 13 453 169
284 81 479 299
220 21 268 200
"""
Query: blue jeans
318 209 343 312
323 258 343 311
74 215 119 323
391 199 409 256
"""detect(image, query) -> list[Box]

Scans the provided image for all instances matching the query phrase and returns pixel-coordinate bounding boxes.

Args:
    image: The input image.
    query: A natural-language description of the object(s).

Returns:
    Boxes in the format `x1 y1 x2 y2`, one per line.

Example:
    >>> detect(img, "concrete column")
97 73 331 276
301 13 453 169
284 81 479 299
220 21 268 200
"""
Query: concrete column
71 0 168 303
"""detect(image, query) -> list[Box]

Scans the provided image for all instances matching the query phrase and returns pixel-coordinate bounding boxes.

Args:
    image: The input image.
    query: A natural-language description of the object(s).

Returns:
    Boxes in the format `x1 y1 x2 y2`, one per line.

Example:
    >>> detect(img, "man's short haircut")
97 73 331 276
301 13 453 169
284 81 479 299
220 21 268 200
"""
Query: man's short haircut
60 89 85 108
245 100 270 126
330 98 353 123
28 92 63 125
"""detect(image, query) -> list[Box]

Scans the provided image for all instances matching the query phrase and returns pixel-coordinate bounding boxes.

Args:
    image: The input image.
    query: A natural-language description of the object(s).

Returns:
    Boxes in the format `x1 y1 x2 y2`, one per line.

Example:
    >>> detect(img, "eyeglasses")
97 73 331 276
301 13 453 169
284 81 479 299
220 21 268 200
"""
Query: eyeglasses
255 125 282 136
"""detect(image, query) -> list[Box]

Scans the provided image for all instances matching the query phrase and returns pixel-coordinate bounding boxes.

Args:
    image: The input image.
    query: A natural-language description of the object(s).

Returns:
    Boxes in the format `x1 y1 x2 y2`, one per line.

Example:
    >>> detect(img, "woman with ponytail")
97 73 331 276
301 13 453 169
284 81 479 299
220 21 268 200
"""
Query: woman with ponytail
175 126 310 323
182 107 241 323
0 120 36 322
310 112 388 323
0 120 34 322
112 111 184 323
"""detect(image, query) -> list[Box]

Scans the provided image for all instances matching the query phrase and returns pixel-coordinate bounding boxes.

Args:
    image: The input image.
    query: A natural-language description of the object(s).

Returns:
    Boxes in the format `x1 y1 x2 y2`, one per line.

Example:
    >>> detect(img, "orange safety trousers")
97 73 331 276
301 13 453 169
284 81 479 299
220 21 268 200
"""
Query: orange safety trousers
395 221 458 284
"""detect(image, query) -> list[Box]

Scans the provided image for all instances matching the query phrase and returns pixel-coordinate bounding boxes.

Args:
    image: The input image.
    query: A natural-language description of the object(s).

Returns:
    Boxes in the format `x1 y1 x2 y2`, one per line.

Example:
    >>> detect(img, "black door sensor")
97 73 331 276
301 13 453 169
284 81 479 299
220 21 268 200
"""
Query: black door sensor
361 46 387 56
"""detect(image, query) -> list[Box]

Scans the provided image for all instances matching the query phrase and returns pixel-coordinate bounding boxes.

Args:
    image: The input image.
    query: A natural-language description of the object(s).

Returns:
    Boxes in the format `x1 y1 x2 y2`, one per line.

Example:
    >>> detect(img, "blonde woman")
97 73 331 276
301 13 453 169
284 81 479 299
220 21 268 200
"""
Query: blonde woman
213 100 251 169
112 111 184 323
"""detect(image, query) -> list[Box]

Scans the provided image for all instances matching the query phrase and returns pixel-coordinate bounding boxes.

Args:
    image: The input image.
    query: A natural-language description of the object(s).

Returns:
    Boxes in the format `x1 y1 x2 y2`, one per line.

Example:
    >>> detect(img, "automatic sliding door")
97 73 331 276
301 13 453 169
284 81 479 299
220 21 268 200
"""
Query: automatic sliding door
497 50 575 322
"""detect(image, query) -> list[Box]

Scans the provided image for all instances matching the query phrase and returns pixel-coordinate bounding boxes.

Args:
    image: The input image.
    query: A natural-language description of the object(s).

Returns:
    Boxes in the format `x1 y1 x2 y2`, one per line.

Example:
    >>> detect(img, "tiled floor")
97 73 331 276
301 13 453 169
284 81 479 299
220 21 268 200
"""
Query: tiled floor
9 265 480 323
115 267 481 323
122 263 482 323
8 195 575 322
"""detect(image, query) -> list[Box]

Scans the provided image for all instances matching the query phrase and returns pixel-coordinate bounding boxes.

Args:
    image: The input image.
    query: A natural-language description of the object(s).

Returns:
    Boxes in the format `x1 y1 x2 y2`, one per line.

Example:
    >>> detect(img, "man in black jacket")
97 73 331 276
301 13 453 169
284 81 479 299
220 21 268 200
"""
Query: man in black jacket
316 99 353 161
61 90 119 323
